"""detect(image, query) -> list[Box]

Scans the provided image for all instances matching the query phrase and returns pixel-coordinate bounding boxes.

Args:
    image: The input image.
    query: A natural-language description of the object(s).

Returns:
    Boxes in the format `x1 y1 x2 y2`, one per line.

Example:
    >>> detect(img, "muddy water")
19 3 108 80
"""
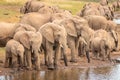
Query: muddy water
0 64 120 80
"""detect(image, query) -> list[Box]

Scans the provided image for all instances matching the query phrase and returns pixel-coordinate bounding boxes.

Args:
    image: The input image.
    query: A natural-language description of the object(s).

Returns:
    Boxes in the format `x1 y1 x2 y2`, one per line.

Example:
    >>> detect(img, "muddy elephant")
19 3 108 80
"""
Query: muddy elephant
90 29 118 61
4 39 24 68
14 31 42 70
39 22 68 69
53 16 93 63
84 15 117 31
20 0 45 14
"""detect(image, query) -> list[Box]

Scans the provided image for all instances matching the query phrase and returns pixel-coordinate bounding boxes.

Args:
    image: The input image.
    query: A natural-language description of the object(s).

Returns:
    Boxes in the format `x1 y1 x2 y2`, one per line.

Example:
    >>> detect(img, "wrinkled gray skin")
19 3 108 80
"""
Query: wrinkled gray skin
90 29 118 61
53 16 92 63
84 15 117 31
20 0 45 14
14 31 42 70
39 23 68 70
4 39 24 68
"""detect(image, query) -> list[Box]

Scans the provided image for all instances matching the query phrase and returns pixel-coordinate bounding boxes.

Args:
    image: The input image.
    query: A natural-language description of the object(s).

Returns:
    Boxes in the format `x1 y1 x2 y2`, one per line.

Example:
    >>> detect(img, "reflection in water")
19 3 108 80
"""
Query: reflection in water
1 64 120 80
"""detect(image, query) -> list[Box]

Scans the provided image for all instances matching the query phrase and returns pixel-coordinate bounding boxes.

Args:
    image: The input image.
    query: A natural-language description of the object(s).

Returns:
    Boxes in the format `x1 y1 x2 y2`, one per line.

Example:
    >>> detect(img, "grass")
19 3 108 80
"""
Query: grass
0 0 88 22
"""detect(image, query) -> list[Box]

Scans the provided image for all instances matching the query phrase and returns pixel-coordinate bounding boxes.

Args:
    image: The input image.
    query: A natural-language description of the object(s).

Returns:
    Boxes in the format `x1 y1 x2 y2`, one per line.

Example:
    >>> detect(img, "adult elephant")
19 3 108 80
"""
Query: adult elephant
90 29 118 61
79 2 114 20
0 22 17 47
84 15 117 31
53 16 93 63
39 22 68 70
0 22 37 47
20 0 45 14
20 6 72 31
14 31 42 70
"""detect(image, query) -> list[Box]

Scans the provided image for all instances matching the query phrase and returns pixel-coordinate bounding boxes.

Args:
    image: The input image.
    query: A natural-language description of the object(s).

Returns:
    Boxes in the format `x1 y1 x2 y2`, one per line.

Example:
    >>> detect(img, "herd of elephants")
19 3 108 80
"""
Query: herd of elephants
0 0 120 71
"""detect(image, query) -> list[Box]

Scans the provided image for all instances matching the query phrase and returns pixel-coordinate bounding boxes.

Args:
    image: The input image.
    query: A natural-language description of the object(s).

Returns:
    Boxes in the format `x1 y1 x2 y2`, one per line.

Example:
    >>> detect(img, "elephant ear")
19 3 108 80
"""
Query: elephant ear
19 33 30 49
40 25 54 43
62 19 77 37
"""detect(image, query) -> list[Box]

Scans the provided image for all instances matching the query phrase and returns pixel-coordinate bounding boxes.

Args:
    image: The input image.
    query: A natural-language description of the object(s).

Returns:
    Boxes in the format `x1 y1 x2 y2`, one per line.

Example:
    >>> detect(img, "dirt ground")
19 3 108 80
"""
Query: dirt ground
0 7 120 76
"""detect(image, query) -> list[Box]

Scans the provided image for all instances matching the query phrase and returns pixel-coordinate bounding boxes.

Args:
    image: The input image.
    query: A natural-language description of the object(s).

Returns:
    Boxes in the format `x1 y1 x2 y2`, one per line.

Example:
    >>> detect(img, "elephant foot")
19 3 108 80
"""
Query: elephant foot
35 67 41 71
70 59 77 63
48 64 54 70
26 67 33 71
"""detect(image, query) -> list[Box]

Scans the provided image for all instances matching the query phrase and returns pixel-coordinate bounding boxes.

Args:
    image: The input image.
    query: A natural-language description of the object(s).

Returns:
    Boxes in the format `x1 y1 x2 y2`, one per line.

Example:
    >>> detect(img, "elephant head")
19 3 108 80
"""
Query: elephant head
39 23 68 66
17 31 42 53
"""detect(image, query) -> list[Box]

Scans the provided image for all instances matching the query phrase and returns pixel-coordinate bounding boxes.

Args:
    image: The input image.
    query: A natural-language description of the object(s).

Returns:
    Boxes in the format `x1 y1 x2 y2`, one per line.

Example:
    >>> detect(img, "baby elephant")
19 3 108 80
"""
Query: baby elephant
4 39 24 69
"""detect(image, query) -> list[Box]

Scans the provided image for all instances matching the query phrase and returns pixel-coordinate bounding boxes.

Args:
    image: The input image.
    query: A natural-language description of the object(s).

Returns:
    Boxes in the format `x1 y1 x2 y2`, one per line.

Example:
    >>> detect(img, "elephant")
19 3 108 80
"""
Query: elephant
20 5 72 31
90 29 118 61
15 23 36 33
99 0 108 6
19 12 52 30
20 0 45 14
39 22 68 69
79 2 114 20
77 3 101 17
53 16 93 63
13 31 42 70
0 22 18 47
0 22 37 47
4 39 24 69
84 15 117 31
112 0 120 11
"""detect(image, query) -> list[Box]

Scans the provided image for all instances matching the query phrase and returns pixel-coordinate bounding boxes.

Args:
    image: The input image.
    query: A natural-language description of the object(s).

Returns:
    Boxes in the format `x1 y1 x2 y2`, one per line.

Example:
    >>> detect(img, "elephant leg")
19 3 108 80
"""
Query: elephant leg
68 37 77 63
54 43 61 69
25 49 32 70
44 51 48 66
46 41 54 70
4 51 10 68
100 50 106 61
34 51 41 70
107 50 112 62
11 54 18 68
19 54 24 69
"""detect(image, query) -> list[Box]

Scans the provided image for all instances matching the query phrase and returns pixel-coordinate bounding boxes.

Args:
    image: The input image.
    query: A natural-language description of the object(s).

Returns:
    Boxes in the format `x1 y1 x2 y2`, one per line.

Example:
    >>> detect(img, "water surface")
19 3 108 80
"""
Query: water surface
1 64 120 80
